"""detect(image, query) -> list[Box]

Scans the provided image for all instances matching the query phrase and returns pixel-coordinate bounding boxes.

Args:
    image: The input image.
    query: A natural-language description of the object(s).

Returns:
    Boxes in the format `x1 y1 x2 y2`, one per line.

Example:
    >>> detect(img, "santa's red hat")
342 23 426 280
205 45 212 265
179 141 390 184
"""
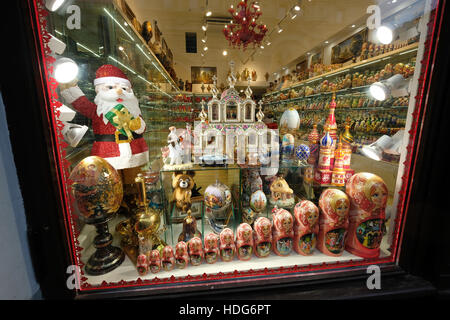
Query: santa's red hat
93 64 131 87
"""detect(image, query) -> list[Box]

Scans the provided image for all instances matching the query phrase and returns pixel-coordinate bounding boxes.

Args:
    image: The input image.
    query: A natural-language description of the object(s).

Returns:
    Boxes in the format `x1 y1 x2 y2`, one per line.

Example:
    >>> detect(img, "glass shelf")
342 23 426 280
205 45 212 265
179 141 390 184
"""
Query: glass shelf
264 42 419 97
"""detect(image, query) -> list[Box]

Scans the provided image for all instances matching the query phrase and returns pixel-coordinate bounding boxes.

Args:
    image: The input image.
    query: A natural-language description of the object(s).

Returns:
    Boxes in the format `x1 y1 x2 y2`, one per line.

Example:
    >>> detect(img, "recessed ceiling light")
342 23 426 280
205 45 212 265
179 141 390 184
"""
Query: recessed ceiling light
203 46 208 51
202 24 207 31
260 45 264 49
351 24 356 28
294 5 301 11
223 50 228 56
325 41 329 44
206 11 212 17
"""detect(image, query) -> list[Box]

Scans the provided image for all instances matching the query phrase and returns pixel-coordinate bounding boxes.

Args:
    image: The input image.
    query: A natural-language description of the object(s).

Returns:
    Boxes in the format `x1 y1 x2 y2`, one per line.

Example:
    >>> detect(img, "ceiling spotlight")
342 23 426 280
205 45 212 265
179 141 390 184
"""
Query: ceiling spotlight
45 0 65 11
294 5 301 11
376 25 393 44
351 24 356 28
118 46 124 51
276 25 283 33
307 52 310 55
203 46 208 51
223 50 228 56
325 40 329 44
266 41 271 46
291 13 297 20
206 11 212 17
260 45 264 49
54 57 79 84
202 24 208 31
369 74 410 101
202 37 207 43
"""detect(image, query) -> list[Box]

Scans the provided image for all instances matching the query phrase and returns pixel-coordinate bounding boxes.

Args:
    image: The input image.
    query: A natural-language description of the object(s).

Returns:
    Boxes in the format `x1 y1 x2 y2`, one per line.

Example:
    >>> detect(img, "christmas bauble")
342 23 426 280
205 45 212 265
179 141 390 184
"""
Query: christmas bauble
295 144 310 161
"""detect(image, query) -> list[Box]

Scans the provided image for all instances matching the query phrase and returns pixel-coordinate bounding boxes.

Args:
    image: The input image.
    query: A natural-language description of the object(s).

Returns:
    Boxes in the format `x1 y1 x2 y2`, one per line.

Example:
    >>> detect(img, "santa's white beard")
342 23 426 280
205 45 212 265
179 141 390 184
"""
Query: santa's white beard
94 89 141 124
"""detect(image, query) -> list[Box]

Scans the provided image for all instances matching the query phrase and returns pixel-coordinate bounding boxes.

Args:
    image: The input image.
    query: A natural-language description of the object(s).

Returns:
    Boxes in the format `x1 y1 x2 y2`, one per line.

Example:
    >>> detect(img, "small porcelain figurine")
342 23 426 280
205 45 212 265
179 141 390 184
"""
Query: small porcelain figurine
345 173 388 258
271 207 294 256
178 214 202 243
188 237 204 266
236 223 254 261
175 241 189 269
293 200 319 255
219 228 236 262
253 217 272 258
317 188 350 256
136 253 149 276
149 249 161 273
161 246 175 271
167 126 183 166
269 176 295 209
204 233 220 264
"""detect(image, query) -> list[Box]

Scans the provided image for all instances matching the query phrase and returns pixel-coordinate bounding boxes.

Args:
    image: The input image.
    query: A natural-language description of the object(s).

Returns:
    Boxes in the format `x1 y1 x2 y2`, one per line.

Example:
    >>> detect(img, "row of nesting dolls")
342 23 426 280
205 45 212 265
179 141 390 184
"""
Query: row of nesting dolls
136 172 388 275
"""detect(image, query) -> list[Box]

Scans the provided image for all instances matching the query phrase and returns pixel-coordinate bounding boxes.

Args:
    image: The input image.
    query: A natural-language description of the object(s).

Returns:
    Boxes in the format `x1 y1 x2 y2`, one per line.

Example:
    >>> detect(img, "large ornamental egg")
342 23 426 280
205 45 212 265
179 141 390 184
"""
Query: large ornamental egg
69 156 123 221
295 144 310 161
250 190 267 213
279 108 300 130
204 180 232 211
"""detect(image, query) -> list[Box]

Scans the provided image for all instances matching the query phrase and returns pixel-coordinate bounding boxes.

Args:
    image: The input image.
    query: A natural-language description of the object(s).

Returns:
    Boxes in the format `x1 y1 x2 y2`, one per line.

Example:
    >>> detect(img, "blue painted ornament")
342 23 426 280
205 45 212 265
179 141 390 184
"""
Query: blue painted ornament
295 144 310 162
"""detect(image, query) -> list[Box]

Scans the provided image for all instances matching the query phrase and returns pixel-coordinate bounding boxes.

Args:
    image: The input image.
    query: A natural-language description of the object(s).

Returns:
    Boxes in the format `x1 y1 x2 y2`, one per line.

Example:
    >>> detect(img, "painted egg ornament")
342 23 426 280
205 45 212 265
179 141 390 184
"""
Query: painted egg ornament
250 190 267 213
279 108 300 130
295 144 310 162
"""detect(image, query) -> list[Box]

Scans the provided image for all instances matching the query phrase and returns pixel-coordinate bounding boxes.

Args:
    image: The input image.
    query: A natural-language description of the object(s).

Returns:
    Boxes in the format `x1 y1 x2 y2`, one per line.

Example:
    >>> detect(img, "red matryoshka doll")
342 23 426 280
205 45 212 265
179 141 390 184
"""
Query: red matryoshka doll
317 189 350 256
175 241 189 269
161 246 175 271
293 200 319 255
253 217 272 258
219 228 236 262
236 223 254 261
188 237 204 266
204 233 219 264
149 249 161 273
136 253 149 276
271 207 294 256
345 173 388 258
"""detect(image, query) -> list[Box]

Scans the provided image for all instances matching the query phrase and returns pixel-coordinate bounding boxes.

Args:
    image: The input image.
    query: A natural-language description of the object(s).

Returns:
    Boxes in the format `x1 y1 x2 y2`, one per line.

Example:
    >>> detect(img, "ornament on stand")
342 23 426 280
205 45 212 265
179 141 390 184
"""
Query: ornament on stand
315 125 334 185
253 217 273 258
175 241 189 269
295 144 310 166
317 188 350 256
293 200 319 255
236 223 254 261
345 173 388 258
269 176 295 210
279 108 300 136
281 133 295 163
272 207 294 256
69 156 125 275
204 180 233 233
342 118 355 182
163 126 193 169
219 228 236 262
204 233 220 264
331 135 347 187
161 246 175 271
188 237 204 266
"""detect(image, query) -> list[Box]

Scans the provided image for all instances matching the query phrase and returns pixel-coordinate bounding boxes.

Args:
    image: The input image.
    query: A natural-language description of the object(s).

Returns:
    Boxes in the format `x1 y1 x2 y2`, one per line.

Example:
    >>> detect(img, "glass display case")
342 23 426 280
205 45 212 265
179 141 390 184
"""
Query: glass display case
3 0 449 299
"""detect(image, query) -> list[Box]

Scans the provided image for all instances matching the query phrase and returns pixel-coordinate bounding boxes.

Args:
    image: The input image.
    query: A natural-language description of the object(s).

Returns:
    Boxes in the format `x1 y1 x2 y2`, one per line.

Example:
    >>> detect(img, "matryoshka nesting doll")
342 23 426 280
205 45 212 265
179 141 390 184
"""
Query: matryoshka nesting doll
293 200 319 255
204 233 219 264
136 253 149 276
219 228 236 262
161 246 175 271
149 249 161 273
345 173 388 258
253 217 272 258
236 223 254 261
175 241 189 269
317 189 350 256
188 237 204 266
271 207 294 256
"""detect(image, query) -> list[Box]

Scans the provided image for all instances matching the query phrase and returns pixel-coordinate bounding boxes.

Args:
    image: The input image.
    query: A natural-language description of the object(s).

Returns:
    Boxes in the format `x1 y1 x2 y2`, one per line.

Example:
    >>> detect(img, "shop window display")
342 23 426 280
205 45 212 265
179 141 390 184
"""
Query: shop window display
21 0 443 297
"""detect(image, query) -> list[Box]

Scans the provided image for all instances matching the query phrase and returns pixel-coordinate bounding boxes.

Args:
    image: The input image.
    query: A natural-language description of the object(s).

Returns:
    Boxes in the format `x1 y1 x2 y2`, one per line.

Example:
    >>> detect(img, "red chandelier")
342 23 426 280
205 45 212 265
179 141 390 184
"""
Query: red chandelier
223 0 268 50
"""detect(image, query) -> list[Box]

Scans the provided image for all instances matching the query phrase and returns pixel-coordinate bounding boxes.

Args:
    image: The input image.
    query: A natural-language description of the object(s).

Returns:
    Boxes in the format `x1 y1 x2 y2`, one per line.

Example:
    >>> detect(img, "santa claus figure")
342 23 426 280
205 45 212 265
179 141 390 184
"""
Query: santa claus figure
60 64 149 212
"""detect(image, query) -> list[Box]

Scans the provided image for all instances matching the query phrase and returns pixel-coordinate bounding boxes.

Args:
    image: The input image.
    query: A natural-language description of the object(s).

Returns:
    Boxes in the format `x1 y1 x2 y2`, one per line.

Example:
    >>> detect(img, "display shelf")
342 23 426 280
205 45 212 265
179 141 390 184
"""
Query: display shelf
264 42 419 97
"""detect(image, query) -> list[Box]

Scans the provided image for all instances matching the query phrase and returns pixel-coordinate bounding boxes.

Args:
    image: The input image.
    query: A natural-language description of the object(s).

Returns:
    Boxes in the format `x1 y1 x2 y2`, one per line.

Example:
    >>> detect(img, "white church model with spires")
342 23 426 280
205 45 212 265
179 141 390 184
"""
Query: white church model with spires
193 61 270 166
